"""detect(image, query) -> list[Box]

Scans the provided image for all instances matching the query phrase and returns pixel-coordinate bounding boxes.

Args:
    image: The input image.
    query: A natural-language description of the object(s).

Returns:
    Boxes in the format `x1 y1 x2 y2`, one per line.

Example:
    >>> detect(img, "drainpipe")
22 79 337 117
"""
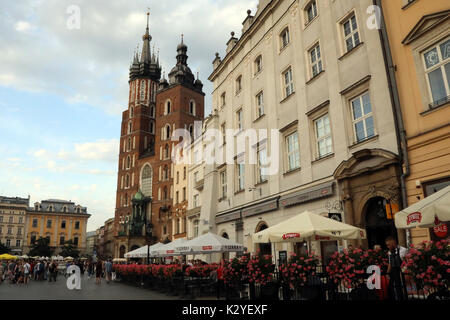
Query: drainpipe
374 0 411 246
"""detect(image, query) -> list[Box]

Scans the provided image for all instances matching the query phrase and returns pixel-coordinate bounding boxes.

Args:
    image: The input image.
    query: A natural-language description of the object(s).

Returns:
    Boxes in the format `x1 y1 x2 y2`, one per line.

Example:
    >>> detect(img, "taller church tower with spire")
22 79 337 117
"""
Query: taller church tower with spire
113 14 204 258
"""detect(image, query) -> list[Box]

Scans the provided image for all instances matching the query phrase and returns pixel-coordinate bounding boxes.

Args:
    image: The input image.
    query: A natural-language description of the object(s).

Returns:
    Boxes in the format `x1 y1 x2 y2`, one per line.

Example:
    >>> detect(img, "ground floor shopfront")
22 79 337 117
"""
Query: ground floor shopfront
214 149 406 265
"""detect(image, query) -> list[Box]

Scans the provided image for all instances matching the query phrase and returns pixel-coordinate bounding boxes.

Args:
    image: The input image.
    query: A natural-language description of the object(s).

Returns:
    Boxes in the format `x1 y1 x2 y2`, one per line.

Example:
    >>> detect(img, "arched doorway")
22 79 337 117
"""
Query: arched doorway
255 223 271 256
365 197 397 250
221 232 230 261
119 245 126 258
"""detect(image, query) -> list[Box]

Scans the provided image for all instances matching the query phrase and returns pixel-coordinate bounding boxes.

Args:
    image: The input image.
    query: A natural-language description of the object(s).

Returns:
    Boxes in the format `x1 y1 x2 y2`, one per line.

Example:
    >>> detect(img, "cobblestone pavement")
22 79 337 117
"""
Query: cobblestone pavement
0 274 182 300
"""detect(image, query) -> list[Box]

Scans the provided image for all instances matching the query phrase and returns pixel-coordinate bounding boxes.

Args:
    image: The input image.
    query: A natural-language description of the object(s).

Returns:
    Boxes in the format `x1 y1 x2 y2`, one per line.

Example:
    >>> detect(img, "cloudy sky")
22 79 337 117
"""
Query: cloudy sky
0 0 257 232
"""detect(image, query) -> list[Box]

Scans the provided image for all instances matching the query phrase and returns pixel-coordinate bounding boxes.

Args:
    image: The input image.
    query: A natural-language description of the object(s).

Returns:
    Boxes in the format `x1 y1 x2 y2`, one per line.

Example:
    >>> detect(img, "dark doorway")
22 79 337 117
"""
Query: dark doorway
256 223 272 256
320 241 338 266
119 245 126 258
222 233 230 261
365 197 397 250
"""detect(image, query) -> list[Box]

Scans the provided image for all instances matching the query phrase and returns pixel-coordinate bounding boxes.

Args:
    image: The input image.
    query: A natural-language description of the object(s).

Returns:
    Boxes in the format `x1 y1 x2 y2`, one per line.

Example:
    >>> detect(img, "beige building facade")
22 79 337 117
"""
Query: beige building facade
0 196 28 254
197 0 405 263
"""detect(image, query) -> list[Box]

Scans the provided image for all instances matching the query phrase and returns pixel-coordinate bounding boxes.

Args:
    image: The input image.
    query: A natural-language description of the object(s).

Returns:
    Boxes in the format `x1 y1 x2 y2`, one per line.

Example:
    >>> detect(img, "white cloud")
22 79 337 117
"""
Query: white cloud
0 0 258 115
15 21 33 32
74 139 119 162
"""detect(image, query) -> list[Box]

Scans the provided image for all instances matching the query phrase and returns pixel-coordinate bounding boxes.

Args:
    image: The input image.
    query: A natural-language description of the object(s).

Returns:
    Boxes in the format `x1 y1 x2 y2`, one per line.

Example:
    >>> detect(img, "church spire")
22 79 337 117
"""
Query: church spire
141 12 152 64
129 10 161 82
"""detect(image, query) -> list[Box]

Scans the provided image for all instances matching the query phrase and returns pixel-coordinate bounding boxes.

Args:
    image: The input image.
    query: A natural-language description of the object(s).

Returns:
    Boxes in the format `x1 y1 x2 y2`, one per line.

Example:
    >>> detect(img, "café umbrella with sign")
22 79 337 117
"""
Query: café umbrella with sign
175 232 244 255
252 211 366 244
152 238 187 257
394 185 450 238
124 242 165 258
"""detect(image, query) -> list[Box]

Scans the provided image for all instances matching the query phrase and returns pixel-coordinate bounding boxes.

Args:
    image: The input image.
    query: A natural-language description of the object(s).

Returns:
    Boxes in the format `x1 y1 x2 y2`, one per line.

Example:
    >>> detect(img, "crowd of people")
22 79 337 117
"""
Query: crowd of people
0 258 114 286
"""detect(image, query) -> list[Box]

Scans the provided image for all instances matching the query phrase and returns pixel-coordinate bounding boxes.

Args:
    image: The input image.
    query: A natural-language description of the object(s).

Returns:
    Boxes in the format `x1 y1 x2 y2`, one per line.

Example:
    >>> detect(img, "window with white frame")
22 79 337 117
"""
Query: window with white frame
257 144 268 183
351 92 375 142
220 169 227 199
342 14 360 52
285 132 300 171
128 121 132 134
236 109 243 131
305 0 318 24
193 220 199 238
309 43 323 77
221 123 226 144
256 92 264 118
194 171 198 182
283 68 294 98
422 37 450 107
255 55 263 74
193 194 199 207
236 161 245 192
280 27 290 49
314 114 333 158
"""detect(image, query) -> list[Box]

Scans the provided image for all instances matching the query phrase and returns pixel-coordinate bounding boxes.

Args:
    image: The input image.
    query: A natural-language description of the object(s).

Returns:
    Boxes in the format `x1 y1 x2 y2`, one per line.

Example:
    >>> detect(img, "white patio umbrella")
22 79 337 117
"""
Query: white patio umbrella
124 246 144 258
152 238 187 257
252 211 366 244
176 232 244 255
395 185 450 229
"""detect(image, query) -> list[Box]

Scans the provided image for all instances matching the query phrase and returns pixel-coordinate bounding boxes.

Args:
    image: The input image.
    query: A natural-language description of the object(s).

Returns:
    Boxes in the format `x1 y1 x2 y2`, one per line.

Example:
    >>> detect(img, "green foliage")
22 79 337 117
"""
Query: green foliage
60 240 80 258
0 242 11 254
28 237 53 257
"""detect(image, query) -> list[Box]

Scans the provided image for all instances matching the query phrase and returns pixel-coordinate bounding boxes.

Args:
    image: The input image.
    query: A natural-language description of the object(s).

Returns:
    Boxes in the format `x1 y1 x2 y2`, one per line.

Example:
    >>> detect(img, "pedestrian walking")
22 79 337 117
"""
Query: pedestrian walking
23 261 31 284
105 259 113 283
95 260 103 284
385 236 408 300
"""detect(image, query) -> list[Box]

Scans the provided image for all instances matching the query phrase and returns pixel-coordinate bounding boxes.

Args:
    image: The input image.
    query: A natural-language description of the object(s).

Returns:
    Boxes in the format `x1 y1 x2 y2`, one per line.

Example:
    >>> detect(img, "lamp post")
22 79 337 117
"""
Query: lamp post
146 222 153 265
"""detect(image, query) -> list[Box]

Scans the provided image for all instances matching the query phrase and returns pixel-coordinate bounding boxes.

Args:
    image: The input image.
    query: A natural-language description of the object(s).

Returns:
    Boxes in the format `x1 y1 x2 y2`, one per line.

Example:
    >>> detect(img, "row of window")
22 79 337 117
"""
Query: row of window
30 235 79 246
0 226 22 235
33 205 83 213
220 7 360 110
31 219 80 230
0 210 25 214
163 100 197 116
1 239 22 248
216 91 376 199
0 216 24 223
130 79 157 103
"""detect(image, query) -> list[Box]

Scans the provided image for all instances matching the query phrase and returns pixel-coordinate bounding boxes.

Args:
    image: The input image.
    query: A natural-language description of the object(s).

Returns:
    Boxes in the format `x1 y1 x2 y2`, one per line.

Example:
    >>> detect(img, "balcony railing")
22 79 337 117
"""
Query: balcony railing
194 179 204 190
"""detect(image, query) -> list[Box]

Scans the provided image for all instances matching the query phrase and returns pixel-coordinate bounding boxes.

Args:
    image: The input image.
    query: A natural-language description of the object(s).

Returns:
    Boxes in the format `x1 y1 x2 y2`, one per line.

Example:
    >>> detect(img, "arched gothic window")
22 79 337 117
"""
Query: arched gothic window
141 164 153 197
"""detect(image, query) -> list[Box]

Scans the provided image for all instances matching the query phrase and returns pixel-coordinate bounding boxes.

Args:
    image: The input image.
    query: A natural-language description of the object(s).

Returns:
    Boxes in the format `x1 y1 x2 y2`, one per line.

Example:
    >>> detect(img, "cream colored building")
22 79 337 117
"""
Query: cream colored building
0 196 29 254
172 147 189 240
197 0 405 263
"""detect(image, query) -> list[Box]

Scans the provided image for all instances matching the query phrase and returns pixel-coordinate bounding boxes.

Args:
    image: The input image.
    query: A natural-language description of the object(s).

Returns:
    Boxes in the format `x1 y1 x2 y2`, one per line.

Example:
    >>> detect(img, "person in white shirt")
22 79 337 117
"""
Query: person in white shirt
23 261 31 284
385 236 407 300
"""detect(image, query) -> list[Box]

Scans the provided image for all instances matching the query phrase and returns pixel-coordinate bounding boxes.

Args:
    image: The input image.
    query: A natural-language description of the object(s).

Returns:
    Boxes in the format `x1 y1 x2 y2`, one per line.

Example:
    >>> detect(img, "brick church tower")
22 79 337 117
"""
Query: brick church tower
113 15 204 258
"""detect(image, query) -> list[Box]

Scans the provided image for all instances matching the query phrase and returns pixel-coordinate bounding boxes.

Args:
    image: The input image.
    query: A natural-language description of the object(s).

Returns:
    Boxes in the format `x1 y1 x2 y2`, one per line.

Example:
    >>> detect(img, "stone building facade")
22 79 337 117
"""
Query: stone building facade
195 0 405 263
0 196 28 254
26 199 90 255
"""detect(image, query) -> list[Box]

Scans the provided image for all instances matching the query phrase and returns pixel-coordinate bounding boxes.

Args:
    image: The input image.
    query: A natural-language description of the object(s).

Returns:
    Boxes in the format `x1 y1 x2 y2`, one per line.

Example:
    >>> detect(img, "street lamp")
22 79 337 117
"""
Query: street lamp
146 222 153 265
